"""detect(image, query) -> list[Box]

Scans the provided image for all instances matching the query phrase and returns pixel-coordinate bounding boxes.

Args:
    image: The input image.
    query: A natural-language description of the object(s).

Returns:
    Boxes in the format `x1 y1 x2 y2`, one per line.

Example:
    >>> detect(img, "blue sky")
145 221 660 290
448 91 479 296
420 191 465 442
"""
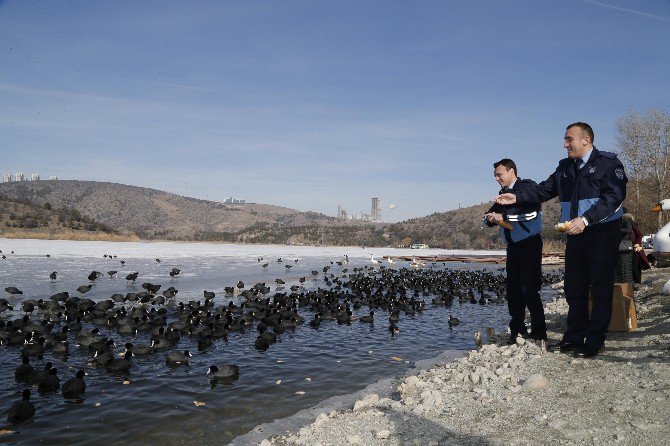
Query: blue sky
1 0 669 222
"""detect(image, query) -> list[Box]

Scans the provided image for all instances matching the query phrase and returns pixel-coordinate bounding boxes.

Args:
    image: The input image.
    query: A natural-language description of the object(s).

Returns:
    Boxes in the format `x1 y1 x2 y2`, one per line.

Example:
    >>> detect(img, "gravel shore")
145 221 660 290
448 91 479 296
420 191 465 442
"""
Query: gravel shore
252 269 670 446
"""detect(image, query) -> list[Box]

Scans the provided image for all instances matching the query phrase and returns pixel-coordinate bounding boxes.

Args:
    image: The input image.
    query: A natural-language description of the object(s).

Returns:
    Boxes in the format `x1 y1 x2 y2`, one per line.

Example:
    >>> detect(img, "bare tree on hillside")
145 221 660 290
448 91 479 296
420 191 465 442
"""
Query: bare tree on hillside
616 109 670 230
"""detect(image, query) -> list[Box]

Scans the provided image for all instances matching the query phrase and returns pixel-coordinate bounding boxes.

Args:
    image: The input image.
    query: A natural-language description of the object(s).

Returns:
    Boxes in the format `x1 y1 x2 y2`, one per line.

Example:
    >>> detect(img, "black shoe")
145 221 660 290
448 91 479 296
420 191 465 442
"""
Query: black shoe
529 331 547 341
547 340 583 353
574 345 603 358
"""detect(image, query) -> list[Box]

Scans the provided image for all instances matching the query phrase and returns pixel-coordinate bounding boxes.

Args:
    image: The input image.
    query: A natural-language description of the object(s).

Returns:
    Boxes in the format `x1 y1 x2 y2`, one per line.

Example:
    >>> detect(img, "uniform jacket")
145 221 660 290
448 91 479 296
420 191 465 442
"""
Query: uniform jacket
513 147 627 225
486 178 542 244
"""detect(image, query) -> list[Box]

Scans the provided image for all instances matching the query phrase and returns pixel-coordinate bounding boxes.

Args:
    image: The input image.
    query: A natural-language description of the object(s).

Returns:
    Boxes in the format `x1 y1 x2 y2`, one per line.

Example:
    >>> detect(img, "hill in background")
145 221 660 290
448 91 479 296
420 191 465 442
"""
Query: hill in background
0 180 563 249
0 194 136 241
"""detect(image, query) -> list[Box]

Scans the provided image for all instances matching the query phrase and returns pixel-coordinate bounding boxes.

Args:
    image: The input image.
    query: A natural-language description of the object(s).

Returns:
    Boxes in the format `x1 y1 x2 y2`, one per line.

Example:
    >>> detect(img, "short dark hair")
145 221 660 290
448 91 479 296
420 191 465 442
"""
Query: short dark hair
566 122 594 143
493 158 517 176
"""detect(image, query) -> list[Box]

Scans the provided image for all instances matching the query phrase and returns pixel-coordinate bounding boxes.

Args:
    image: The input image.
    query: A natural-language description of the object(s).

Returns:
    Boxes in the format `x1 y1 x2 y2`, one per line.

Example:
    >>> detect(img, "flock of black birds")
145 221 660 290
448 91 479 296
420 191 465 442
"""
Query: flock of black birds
1 249 562 425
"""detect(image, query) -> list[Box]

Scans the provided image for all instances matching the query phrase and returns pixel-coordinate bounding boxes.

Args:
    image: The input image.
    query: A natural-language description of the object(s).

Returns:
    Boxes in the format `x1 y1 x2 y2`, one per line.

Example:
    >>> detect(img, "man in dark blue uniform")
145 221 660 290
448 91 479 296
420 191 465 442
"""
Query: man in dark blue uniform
496 122 627 357
485 159 546 343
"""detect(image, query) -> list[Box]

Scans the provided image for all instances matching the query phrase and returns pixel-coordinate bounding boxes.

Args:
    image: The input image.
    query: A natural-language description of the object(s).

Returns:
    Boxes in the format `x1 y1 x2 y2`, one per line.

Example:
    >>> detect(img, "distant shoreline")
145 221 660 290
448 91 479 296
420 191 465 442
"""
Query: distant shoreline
0 229 140 242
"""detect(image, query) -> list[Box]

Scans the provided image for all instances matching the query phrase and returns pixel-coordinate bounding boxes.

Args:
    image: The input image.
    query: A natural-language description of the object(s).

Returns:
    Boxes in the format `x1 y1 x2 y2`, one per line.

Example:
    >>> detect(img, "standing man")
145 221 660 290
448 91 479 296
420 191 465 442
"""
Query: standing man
496 122 627 357
485 159 546 343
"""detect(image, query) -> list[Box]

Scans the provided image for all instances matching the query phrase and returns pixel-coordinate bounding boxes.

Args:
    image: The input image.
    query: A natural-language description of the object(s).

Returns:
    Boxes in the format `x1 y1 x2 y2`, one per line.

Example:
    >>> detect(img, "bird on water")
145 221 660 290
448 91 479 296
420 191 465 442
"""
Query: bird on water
7 389 35 424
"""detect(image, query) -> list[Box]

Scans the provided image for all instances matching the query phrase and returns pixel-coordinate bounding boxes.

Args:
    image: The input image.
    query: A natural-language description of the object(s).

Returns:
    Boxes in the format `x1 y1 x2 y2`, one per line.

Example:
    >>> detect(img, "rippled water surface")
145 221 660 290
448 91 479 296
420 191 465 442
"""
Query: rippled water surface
0 240 557 445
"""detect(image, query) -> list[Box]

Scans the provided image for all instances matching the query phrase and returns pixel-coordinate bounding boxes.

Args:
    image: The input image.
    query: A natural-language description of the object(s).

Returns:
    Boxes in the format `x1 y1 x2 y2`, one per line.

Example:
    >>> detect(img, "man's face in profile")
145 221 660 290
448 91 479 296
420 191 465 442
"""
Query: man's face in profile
564 126 591 159
494 165 516 188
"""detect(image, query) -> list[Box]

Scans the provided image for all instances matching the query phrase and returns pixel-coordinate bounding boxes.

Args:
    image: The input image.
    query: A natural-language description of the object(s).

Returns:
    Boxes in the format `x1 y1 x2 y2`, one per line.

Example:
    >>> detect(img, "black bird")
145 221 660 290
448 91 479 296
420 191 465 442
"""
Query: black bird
169 268 181 277
61 370 86 398
38 367 60 394
22 300 36 314
76 285 93 295
49 271 57 282
5 286 23 296
52 341 69 356
126 341 154 357
26 362 53 385
309 313 322 328
88 271 102 282
7 389 35 424
162 287 178 299
236 281 244 289
0 298 12 312
155 258 161 263
126 272 139 283
207 365 239 381
166 350 191 365
448 315 461 327
359 311 375 324
15 356 35 382
107 270 118 277
107 351 132 374
254 336 270 351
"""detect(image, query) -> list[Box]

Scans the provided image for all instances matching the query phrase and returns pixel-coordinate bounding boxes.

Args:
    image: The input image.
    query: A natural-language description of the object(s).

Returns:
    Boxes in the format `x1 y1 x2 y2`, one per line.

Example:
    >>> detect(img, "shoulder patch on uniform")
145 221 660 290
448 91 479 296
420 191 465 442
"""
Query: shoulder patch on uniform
599 151 616 159
615 167 625 180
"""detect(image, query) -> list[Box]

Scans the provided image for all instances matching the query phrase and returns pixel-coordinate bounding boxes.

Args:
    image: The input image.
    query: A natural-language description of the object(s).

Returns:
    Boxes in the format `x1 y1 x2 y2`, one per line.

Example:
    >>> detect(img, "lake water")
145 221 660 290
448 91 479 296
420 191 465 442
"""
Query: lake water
0 239 558 445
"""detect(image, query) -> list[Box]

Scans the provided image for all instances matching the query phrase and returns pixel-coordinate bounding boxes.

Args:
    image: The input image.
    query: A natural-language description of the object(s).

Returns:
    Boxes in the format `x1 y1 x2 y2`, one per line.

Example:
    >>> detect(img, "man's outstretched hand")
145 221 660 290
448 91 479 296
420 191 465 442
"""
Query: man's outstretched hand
495 193 516 205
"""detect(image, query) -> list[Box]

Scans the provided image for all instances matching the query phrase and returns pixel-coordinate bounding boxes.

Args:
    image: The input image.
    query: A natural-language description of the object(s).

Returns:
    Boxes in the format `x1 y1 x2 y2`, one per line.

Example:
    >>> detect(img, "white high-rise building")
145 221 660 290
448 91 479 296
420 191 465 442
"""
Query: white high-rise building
15 172 25 181
31 173 40 181
3 173 12 183
371 197 381 221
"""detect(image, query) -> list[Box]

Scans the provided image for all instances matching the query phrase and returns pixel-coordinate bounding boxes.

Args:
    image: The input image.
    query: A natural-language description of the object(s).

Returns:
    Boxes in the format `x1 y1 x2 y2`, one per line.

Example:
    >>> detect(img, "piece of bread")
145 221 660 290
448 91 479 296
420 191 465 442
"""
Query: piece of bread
554 221 572 232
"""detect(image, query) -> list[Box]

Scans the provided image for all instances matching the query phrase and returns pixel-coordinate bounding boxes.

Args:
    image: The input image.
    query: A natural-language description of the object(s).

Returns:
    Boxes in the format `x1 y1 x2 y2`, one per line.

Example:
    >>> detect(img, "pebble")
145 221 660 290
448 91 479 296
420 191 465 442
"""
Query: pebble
522 373 549 390
346 434 362 445
376 429 390 439
353 393 380 411
314 413 329 425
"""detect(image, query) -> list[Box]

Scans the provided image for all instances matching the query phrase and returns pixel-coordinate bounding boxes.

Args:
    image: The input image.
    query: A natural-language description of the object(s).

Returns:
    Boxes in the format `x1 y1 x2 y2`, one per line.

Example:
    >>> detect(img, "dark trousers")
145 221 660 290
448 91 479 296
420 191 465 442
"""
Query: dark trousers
506 234 545 335
563 219 620 349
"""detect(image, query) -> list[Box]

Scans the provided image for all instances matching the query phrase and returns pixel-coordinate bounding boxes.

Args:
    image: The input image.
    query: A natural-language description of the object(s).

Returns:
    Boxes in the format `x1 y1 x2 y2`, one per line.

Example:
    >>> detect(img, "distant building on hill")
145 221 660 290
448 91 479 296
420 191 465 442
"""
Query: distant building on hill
31 173 40 181
2 173 12 183
224 197 246 204
49 176 59 180
14 172 25 181
337 205 348 220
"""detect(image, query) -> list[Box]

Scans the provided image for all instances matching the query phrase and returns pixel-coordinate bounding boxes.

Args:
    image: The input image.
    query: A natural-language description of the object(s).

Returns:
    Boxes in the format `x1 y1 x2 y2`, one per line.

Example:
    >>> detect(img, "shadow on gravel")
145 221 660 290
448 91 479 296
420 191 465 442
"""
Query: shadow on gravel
377 407 496 446
265 406 495 446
